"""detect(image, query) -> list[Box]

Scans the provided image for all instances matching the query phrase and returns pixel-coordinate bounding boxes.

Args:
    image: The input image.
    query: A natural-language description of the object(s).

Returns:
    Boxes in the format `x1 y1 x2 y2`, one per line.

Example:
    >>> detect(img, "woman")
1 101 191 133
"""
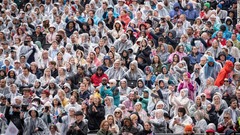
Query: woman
39 68 54 88
55 90 69 108
104 96 116 116
212 93 228 116
168 45 187 63
51 97 64 122
40 90 51 105
179 34 191 53
169 89 190 117
177 72 195 100
201 77 219 101
106 115 120 135
109 79 120 107
192 17 204 30
101 56 113 72
169 107 193 134
122 92 135 113
130 113 143 131
75 50 87 66
46 25 57 44
156 65 177 85
46 79 60 98
149 109 167 133
188 46 203 67
120 50 132 69
65 62 75 77
136 38 152 65
83 77 95 93
88 95 105 131
151 55 162 75
91 66 109 87
111 21 124 39
23 107 50 135
203 104 219 127
55 67 67 88
144 66 156 89
133 102 148 122
55 52 66 68
119 117 139 135
189 96 206 118
97 120 113 135
6 69 17 85
193 110 207 133
139 122 154 135
113 108 123 129
123 60 145 81
49 124 60 135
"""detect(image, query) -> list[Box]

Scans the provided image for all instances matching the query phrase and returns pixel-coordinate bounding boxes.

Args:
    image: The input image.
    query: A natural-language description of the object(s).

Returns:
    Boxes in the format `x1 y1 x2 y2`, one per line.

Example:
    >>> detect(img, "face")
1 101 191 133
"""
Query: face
107 116 114 124
231 101 237 109
30 110 37 117
102 122 109 131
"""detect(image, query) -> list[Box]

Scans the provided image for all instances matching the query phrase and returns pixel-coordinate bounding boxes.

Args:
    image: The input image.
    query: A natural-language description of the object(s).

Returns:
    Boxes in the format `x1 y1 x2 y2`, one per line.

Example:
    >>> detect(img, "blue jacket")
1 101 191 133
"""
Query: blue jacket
212 24 232 40
170 3 185 19
185 3 198 20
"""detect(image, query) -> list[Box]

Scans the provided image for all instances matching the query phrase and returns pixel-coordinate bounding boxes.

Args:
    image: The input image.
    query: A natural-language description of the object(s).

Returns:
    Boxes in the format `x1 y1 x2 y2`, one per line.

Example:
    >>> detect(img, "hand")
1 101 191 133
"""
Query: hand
74 126 80 130
21 79 26 84
20 112 24 119
34 128 38 132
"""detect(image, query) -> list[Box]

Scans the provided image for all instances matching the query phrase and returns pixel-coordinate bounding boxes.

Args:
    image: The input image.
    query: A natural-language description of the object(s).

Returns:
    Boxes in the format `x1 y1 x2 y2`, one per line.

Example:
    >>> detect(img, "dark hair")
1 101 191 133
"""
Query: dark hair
178 107 186 116
230 98 237 105
22 67 30 71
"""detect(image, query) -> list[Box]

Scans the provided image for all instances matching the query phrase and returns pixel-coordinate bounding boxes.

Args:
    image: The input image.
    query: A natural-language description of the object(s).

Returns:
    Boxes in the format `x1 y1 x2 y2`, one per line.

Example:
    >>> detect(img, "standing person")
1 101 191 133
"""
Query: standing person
66 111 88 135
23 107 50 135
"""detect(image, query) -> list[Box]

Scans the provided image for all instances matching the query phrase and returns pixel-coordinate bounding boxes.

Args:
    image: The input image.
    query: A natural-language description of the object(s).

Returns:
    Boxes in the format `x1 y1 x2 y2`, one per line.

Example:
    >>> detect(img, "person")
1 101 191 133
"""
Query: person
119 117 139 135
23 107 50 134
215 60 234 87
97 120 113 135
66 111 88 135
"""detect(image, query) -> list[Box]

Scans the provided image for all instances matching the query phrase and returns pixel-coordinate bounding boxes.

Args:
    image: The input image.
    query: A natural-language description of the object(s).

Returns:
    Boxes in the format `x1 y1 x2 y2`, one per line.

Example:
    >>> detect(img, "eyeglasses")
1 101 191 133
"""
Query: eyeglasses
224 117 229 119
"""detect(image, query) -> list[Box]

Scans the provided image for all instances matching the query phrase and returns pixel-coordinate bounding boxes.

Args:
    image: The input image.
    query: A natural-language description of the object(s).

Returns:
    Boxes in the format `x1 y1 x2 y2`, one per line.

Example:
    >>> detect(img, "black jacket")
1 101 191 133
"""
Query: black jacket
67 120 88 135
87 103 105 130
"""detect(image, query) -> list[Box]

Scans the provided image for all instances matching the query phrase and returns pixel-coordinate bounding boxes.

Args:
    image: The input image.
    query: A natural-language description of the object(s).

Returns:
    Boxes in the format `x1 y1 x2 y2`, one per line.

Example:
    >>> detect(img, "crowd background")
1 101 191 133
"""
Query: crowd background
0 0 239 135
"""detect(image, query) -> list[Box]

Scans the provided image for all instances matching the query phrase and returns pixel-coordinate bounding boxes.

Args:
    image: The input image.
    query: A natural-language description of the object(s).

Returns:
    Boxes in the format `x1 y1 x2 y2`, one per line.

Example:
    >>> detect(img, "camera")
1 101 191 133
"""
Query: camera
24 41 29 46
45 106 49 111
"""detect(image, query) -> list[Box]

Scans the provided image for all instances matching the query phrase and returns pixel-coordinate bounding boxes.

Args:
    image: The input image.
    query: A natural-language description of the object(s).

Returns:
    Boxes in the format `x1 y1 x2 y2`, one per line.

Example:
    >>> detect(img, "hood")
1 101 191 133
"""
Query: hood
130 60 138 69
173 2 180 9
28 107 39 117
208 104 215 113
137 78 145 86
24 3 32 11
224 60 233 73
217 52 226 60
7 69 16 77
158 79 167 88
225 17 233 25
66 21 76 29
113 20 123 30
168 29 176 38
187 3 193 11
144 66 154 74
207 56 216 64
161 65 168 73
181 88 189 98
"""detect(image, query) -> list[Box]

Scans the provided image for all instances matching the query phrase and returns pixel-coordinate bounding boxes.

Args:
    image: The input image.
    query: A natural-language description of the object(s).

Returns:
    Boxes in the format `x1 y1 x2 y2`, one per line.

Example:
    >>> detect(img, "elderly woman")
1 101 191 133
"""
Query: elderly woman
177 72 195 100
104 96 116 116
193 110 208 133
133 102 148 122
201 77 219 101
212 93 228 116
23 107 50 135
169 107 193 134
149 109 167 133
169 89 190 117
189 96 206 118
109 79 120 106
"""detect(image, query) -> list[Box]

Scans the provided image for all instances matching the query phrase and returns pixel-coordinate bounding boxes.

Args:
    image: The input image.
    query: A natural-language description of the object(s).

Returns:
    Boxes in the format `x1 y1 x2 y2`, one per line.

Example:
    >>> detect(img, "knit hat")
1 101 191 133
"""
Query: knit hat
184 124 193 132
204 2 210 8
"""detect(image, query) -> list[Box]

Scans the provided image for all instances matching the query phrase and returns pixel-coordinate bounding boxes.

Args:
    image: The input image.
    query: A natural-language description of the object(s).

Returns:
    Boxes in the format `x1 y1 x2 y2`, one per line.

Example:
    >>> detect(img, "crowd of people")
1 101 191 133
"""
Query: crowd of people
0 0 239 135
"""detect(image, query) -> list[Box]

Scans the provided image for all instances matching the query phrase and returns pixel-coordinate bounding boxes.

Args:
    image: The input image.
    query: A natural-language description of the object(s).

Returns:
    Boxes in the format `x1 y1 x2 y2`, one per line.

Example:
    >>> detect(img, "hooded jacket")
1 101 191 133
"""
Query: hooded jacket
169 3 185 19
200 56 222 80
124 60 145 81
185 3 198 20
215 60 233 87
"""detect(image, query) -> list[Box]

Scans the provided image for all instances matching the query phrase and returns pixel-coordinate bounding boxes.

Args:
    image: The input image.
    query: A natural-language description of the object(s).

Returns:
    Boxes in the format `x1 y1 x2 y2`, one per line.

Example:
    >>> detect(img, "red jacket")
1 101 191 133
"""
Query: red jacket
215 60 233 87
91 73 108 87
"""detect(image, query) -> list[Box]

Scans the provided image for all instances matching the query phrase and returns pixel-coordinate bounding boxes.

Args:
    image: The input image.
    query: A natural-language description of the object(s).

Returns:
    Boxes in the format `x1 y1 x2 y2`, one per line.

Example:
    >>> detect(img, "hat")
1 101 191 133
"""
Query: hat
143 89 149 93
22 88 31 91
103 55 110 60
75 111 84 116
206 129 215 133
145 19 152 26
204 2 210 8
41 90 50 96
14 60 20 63
118 0 125 2
217 3 222 9
12 104 20 108
48 25 56 30
184 124 193 132
64 83 71 89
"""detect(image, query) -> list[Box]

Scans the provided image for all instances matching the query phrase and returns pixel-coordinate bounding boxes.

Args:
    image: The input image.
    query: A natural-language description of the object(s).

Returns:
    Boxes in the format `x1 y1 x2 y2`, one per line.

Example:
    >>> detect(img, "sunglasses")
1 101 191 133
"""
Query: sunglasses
224 117 229 119
201 95 205 97
115 112 121 114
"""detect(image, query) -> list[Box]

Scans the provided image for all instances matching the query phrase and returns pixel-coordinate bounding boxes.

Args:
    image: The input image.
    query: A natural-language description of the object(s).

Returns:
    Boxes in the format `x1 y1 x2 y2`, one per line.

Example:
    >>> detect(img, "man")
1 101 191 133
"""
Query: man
19 35 38 64
66 111 88 135
113 34 133 54
32 26 46 46
65 96 81 112
5 104 24 134
48 61 58 78
0 79 9 95
15 67 37 88
95 1 108 20
6 84 21 104
91 66 109 87
217 112 235 133
22 88 33 105
79 83 91 100
13 60 22 75
73 65 86 85
219 99 240 124
52 15 66 31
